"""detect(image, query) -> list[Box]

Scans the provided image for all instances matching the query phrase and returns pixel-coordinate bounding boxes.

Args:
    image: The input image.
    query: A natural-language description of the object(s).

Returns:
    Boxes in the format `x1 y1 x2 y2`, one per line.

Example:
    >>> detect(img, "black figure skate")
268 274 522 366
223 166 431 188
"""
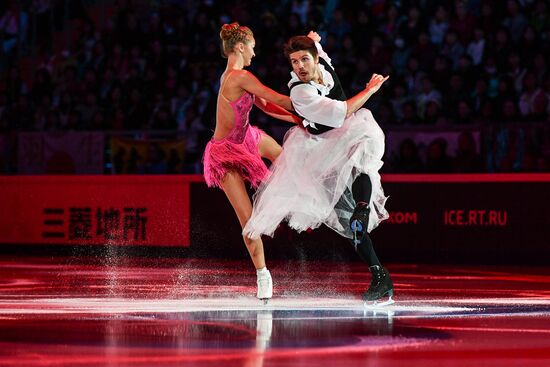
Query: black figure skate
364 265 394 307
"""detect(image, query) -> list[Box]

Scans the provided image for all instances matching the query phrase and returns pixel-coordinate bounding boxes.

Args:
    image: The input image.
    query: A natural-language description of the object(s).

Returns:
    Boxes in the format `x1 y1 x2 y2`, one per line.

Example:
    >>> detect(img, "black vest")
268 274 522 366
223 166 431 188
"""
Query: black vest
289 57 347 135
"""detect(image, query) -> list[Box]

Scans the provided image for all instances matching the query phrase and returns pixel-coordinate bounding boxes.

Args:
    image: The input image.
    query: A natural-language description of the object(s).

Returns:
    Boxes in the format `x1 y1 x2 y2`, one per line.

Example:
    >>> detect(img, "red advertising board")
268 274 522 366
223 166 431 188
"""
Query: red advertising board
1 174 549 260
0 175 203 246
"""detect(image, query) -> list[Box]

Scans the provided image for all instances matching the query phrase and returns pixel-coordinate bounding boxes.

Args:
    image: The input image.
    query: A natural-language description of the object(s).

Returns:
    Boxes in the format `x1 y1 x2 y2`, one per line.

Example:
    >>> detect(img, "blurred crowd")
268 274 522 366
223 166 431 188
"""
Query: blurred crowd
0 0 549 173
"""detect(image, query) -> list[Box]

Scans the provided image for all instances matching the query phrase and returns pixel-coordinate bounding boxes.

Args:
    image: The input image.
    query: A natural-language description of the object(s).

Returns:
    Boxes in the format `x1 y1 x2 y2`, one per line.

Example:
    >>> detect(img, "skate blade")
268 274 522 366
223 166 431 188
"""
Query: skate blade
260 298 270 305
364 296 395 308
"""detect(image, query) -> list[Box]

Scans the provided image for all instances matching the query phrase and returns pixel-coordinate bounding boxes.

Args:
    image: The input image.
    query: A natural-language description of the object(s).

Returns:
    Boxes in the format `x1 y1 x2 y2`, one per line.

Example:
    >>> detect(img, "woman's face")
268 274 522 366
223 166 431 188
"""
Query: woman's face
240 36 256 67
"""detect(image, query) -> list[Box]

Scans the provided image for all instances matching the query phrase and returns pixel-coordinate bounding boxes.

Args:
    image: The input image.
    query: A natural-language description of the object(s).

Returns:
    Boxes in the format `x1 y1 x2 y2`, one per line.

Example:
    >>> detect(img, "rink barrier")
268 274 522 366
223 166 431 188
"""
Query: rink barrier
1 174 549 262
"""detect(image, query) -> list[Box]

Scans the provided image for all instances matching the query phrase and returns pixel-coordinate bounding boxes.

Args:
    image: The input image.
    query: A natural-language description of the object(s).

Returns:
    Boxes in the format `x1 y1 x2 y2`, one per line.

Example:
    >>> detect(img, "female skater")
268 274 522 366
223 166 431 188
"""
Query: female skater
203 23 301 301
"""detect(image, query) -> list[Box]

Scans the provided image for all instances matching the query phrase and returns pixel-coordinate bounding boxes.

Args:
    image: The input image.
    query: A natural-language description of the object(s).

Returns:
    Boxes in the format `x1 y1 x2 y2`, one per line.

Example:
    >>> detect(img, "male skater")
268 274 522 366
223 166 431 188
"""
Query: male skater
244 32 393 304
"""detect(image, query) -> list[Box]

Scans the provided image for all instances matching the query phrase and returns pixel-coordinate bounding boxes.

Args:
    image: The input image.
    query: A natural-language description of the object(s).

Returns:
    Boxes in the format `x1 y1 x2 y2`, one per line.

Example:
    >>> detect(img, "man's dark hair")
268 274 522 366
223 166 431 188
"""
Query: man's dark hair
283 36 318 61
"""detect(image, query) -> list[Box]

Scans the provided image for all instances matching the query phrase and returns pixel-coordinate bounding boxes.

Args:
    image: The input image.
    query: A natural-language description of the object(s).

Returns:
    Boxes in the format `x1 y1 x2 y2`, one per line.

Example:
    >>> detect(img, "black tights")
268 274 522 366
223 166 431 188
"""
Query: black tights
350 173 381 267
352 173 372 203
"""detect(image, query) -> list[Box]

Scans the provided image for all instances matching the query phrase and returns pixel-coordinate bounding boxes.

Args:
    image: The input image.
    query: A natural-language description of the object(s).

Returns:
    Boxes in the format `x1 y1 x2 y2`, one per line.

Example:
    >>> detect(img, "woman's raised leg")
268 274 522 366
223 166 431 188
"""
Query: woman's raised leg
258 133 282 163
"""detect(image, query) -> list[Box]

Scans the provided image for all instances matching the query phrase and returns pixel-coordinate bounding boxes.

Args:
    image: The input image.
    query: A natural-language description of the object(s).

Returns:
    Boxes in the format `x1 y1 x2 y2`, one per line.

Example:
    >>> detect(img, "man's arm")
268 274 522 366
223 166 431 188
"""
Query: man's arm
291 75 389 126
307 31 335 68
345 74 389 118
290 84 347 128
306 31 389 120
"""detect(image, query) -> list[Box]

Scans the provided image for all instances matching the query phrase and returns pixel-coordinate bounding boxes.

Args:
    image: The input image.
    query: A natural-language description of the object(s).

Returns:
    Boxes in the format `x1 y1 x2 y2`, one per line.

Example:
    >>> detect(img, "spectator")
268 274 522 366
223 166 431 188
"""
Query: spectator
365 33 391 75
444 74 468 114
391 34 410 76
390 138 424 173
77 91 100 127
151 104 177 130
125 87 148 129
490 27 512 72
449 2 476 45
532 53 548 86
30 68 53 106
471 78 491 115
404 56 425 94
482 56 500 97
454 100 474 125
5 66 28 105
456 54 476 92
0 2 28 58
90 110 107 130
179 105 207 168
502 0 527 43
440 30 464 69
432 55 451 92
429 5 449 46
411 32 437 71
530 0 550 33
7 95 34 130
479 3 498 39
518 72 548 120
500 99 520 122
507 51 527 94
1 1 548 174
389 81 410 122
453 131 483 172
379 4 401 39
466 27 485 66
424 100 446 125
399 6 424 47
426 137 453 173
416 77 442 119
401 101 421 125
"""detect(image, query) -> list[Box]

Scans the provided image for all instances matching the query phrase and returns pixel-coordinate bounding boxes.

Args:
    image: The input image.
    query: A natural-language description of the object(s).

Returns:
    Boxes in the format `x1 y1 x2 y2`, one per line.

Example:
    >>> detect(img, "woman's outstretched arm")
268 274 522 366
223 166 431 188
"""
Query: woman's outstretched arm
234 70 293 110
254 97 302 124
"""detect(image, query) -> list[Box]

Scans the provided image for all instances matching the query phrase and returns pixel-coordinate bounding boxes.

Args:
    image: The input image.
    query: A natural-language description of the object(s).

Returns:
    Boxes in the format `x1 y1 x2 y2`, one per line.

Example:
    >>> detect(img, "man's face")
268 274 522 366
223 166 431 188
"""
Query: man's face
289 50 318 82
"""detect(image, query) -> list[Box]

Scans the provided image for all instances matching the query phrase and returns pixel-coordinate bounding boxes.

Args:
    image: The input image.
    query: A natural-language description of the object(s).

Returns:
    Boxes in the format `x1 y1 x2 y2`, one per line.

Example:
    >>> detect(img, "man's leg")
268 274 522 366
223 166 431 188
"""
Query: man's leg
351 173 393 303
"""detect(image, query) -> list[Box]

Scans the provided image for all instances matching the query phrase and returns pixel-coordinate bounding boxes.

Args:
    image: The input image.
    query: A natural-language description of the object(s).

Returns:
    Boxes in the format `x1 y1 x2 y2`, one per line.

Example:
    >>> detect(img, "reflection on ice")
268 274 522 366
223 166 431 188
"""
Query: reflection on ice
0 296 476 315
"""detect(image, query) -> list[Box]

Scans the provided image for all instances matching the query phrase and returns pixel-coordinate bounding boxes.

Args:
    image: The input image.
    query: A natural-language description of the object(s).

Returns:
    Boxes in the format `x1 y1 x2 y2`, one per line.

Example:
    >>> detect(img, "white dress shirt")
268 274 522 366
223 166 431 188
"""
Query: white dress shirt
288 42 348 130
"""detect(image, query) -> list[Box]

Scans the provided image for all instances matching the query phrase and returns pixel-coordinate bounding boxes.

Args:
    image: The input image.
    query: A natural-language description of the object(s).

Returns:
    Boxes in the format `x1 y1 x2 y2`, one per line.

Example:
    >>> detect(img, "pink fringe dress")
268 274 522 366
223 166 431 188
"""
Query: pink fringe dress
203 91 268 189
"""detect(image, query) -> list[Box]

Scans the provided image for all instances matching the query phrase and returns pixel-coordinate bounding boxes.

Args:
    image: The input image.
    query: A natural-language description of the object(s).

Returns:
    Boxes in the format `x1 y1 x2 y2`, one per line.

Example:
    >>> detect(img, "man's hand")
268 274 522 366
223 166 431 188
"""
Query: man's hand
346 74 389 117
365 74 389 95
307 31 321 43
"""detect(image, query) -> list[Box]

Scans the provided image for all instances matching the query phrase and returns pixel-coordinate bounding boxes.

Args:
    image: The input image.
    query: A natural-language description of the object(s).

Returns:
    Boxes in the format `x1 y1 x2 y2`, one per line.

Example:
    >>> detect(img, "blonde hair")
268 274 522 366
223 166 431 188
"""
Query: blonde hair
219 22 253 57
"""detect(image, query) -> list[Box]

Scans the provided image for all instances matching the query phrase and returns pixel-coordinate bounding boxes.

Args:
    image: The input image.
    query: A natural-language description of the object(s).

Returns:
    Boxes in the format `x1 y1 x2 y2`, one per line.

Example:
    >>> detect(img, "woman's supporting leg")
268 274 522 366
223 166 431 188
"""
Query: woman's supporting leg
220 170 272 299
220 170 266 269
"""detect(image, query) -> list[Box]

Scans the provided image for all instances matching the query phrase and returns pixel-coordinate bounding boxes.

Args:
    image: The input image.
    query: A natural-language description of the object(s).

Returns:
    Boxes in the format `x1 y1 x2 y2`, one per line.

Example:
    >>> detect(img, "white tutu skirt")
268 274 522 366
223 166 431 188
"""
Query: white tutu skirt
243 108 389 240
